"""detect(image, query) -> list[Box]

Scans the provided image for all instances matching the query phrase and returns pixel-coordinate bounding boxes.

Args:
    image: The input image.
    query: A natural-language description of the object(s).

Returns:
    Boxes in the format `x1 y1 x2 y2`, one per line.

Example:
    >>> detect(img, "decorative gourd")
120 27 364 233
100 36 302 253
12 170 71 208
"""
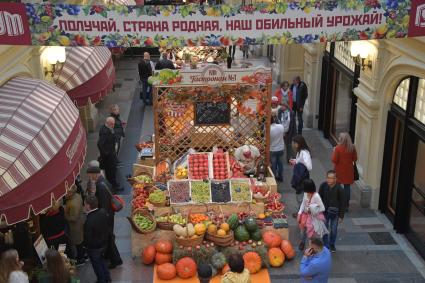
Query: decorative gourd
155 252 172 265
194 223 206 235
208 224 218 234
176 257 197 279
250 229 262 241
262 231 282 248
155 240 173 254
211 252 227 270
141 245 156 264
235 225 250 242
280 240 296 260
221 264 230 275
173 224 187 237
268 248 285 267
187 223 196 237
243 252 262 274
227 214 239 230
244 216 258 232
157 263 176 280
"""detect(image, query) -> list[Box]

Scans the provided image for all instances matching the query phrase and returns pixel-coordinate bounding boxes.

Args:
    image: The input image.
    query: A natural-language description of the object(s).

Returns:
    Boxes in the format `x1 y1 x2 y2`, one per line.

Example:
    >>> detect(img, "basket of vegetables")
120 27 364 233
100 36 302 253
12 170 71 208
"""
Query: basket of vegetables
127 209 156 234
252 184 270 203
173 214 205 247
128 173 153 186
156 212 187 230
205 224 234 247
148 189 167 207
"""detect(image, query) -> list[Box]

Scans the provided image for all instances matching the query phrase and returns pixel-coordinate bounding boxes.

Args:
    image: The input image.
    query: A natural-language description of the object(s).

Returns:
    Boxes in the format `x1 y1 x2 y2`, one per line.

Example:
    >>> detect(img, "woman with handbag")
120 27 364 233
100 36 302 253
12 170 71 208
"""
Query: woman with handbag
297 179 328 251
332 132 358 211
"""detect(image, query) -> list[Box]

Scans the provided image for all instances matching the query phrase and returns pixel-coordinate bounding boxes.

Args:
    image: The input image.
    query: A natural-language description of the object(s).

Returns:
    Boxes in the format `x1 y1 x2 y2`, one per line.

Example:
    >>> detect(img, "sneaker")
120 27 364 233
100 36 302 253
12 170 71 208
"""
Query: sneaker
108 260 123 269
298 242 305 251
292 213 298 219
330 245 336 253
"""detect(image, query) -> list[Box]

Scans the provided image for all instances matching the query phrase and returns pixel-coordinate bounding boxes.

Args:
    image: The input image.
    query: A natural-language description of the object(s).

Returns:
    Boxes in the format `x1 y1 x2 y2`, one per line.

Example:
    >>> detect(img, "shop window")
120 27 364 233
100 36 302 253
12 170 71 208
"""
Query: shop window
414 79 425 124
393 78 410 110
334 42 355 71
410 140 425 241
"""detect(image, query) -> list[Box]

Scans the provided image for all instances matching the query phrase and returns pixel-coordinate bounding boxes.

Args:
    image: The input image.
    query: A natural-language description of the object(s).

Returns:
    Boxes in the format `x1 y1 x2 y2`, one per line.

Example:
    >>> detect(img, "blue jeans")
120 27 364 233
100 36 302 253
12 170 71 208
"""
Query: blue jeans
323 211 339 248
87 248 111 283
140 79 152 104
344 184 350 207
270 150 284 180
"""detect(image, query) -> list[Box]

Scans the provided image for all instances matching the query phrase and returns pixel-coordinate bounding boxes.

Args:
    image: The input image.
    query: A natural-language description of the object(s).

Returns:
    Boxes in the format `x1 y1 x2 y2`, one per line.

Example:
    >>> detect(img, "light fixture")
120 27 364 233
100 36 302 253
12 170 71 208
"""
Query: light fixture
350 41 372 71
44 47 66 79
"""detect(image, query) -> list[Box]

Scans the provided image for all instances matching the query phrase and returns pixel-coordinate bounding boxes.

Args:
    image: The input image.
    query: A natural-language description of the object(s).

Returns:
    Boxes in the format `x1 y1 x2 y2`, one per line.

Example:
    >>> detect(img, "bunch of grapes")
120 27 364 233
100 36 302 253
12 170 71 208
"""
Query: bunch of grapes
240 5 256 13
44 4 53 17
323 0 338 11
26 5 40 24
385 0 399 10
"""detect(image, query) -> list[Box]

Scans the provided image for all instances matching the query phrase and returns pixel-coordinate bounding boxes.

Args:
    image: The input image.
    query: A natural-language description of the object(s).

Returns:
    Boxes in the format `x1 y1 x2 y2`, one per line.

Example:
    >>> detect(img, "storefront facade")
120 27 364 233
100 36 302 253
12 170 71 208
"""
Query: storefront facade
319 42 360 143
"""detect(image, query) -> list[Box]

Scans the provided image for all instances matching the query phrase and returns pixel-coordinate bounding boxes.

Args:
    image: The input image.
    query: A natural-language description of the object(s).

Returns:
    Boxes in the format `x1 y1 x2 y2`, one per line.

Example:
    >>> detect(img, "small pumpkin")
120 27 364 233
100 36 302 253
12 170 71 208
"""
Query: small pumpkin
221 264 230 275
141 245 156 265
262 230 282 248
176 257 197 279
207 224 218 234
217 229 227 236
280 240 296 260
157 263 176 280
268 247 285 267
243 252 262 274
220 223 230 232
155 240 173 254
194 223 206 235
155 252 172 265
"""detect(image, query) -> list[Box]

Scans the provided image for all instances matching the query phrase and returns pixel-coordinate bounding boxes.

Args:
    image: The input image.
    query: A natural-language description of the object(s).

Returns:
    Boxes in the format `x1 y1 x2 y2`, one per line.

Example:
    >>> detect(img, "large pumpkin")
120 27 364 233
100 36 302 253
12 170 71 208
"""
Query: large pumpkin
141 245 156 264
268 248 285 267
155 252 172 265
243 252 262 274
155 240 173 254
280 240 296 260
157 263 177 280
176 257 197 279
262 231 282 248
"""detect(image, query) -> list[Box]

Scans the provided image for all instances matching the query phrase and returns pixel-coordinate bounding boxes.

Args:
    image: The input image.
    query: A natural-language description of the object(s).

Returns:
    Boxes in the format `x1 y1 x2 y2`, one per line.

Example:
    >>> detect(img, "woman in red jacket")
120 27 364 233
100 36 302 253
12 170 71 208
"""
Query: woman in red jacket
273 81 293 109
332 132 357 211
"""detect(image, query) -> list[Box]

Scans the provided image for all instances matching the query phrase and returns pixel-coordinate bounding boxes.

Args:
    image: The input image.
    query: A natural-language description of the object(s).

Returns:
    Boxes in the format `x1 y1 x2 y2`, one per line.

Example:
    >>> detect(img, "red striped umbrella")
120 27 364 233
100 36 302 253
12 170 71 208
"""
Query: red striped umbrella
55 47 116 107
0 77 86 225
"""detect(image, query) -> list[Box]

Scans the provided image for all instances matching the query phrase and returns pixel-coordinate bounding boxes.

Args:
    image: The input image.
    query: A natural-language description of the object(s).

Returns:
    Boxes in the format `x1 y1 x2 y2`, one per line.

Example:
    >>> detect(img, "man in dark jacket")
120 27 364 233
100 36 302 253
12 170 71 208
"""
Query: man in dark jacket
84 195 111 283
86 162 123 269
97 117 121 192
318 170 346 253
138 52 153 105
290 76 308 134
155 52 175 70
109 104 125 156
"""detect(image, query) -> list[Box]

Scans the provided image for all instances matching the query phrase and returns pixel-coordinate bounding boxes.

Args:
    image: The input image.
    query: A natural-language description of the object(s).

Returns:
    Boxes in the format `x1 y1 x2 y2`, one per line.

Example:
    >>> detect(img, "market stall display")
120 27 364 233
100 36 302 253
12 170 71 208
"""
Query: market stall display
128 65 290 281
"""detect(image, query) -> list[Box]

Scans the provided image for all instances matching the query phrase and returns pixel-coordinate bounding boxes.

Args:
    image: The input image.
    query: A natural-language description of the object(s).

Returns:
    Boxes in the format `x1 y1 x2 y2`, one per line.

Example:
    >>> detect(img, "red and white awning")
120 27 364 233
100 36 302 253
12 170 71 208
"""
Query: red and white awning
55 47 115 107
0 77 86 225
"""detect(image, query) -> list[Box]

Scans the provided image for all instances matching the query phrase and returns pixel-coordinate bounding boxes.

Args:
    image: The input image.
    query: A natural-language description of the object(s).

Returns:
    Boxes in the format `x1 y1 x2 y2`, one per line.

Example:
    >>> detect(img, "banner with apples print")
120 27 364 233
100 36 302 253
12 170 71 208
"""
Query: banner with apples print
0 0 422 47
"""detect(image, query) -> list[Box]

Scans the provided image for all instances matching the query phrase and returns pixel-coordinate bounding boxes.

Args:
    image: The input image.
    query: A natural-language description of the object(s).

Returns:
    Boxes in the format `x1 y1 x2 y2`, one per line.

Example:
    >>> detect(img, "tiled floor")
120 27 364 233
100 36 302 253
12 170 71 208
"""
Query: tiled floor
76 53 425 283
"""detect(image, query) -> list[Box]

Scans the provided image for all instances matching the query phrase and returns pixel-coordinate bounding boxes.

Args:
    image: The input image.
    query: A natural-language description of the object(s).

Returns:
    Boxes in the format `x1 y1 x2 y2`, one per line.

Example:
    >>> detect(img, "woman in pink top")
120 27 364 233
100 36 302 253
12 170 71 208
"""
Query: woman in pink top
332 132 357 210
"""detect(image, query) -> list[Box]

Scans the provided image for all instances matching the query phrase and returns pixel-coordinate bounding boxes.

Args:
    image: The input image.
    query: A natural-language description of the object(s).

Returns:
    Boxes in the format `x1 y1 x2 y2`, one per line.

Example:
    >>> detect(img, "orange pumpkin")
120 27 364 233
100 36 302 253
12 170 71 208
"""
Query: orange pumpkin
268 248 285 267
243 252 262 274
280 240 296 260
157 263 176 280
155 252 172 265
141 245 156 265
262 231 282 248
176 257 197 279
155 240 173 254
221 264 230 275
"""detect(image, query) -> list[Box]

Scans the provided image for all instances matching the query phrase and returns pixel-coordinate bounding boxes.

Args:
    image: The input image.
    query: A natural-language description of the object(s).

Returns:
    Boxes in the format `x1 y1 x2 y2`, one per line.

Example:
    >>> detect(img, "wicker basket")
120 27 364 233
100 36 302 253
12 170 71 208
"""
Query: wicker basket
205 231 234 247
128 172 154 186
156 212 186 230
127 209 156 234
253 194 268 203
175 233 204 247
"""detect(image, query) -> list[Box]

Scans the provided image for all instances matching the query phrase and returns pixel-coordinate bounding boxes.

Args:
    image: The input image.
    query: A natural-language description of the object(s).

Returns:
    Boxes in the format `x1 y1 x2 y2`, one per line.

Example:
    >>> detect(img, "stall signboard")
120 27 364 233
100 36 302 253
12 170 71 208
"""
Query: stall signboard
34 235 49 265
0 0 424 47
148 65 272 86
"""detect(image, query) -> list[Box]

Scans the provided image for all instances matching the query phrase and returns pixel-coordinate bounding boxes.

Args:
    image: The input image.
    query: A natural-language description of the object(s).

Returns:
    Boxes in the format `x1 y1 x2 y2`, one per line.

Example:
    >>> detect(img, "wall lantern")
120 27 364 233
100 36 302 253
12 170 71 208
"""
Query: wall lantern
44 47 66 79
350 41 373 71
